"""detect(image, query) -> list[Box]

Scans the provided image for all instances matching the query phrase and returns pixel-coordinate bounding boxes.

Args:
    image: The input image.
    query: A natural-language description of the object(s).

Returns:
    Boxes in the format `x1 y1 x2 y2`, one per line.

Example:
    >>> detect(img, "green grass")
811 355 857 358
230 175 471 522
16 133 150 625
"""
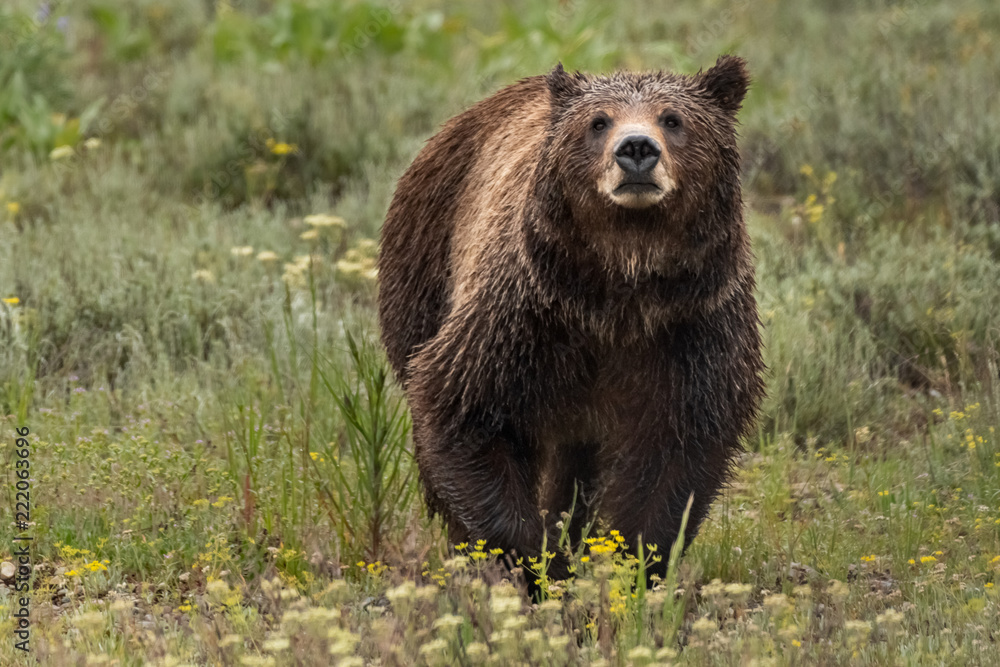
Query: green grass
1 0 999 664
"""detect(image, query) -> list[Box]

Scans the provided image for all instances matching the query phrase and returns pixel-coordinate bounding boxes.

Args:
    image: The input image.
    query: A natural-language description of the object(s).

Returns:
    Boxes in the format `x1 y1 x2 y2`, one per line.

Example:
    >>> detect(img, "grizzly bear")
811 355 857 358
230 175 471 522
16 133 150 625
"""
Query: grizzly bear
378 56 765 581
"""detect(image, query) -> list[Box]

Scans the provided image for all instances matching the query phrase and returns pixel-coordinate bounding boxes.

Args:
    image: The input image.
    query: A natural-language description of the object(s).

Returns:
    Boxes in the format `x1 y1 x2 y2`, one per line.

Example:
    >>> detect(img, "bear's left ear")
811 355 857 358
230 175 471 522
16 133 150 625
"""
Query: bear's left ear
696 55 750 114
546 62 583 106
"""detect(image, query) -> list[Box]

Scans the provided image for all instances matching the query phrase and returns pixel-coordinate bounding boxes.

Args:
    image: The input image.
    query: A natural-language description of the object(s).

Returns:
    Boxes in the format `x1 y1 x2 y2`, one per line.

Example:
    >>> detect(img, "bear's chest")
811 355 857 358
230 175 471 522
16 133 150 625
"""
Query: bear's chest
535 339 673 454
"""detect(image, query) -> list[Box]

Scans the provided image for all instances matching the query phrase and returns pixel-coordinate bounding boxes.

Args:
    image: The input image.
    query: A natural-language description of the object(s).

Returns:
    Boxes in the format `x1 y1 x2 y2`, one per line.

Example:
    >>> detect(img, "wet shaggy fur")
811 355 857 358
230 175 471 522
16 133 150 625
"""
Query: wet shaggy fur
378 56 765 580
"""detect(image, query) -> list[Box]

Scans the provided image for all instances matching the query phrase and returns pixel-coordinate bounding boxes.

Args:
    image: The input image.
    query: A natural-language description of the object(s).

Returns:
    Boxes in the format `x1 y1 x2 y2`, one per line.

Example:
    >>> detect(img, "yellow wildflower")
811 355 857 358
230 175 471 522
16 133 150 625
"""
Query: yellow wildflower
304 213 347 228
266 138 297 155
49 145 74 160
192 269 215 283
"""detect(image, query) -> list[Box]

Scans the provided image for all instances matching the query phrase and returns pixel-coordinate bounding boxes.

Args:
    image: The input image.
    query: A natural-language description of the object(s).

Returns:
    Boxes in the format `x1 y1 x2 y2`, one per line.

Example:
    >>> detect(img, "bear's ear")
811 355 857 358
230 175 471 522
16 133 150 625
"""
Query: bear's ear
696 55 750 114
546 62 583 106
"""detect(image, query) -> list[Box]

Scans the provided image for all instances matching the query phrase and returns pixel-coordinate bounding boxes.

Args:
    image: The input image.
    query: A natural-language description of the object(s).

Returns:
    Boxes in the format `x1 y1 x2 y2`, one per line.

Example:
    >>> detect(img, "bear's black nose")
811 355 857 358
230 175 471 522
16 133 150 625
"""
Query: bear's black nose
614 135 661 175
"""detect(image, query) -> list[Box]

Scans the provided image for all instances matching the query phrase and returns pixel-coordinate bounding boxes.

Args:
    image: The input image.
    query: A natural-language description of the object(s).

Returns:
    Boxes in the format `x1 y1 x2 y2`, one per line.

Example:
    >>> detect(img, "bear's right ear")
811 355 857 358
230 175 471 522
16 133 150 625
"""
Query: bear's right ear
696 55 750 114
546 62 583 106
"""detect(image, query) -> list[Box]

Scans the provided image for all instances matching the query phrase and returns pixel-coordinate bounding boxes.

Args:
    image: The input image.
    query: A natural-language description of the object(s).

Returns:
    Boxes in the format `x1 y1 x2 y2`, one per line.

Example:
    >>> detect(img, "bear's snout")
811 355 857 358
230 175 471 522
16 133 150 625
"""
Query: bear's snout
614 134 661 176
601 126 673 209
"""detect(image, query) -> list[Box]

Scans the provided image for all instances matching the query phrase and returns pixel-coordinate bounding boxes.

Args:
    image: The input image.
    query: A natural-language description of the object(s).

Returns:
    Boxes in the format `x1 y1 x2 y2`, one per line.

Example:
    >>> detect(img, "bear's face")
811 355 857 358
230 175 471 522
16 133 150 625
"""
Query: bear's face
555 83 683 211
545 57 749 214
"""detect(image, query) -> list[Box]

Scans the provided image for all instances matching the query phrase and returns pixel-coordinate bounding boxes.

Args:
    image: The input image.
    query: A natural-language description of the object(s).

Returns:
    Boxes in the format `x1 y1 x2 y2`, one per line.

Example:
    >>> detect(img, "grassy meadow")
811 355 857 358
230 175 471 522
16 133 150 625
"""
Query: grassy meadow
2 0 1000 664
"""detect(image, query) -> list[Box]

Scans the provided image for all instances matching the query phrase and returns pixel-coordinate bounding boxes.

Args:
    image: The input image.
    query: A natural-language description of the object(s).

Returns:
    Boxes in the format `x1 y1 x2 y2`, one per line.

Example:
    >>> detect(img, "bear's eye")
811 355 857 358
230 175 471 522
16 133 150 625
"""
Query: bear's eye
662 114 682 130
591 117 608 132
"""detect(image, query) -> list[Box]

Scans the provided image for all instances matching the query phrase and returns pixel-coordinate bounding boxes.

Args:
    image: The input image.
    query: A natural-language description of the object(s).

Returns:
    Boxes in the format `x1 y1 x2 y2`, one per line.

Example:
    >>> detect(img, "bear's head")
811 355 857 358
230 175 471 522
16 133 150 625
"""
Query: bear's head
544 55 748 211
536 56 750 281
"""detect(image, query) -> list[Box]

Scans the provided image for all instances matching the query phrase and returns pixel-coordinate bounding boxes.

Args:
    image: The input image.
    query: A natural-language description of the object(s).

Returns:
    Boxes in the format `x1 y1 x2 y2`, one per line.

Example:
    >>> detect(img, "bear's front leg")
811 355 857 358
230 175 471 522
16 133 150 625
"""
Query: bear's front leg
598 439 730 581
411 406 545 554
595 307 759 582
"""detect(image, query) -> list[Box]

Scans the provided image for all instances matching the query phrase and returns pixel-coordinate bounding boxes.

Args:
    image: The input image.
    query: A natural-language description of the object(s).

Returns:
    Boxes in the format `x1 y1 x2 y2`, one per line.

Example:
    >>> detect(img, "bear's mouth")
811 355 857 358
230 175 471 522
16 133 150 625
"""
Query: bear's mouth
613 181 661 195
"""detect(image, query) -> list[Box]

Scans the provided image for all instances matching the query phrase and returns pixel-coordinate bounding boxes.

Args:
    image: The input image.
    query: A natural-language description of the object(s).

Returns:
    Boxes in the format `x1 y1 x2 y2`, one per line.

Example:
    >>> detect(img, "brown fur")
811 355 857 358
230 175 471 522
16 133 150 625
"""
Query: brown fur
378 56 765 580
